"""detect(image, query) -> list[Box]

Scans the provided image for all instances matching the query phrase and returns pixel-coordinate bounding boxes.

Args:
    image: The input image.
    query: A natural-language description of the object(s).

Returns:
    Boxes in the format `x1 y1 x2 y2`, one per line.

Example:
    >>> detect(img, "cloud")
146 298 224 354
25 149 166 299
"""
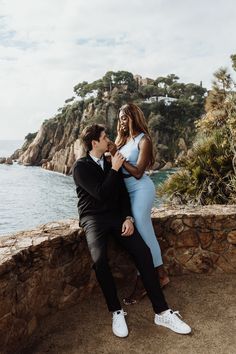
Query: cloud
0 0 235 139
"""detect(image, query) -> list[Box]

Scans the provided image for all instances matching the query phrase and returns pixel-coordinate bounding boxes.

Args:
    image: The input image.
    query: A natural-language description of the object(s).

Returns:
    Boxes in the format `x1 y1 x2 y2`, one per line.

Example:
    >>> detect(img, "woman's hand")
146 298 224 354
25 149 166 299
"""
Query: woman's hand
108 141 117 156
104 152 111 163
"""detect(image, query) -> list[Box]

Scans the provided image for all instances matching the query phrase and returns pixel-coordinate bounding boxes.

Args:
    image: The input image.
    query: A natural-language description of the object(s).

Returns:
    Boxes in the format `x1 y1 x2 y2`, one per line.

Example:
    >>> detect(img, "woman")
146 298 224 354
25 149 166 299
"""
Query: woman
109 103 169 305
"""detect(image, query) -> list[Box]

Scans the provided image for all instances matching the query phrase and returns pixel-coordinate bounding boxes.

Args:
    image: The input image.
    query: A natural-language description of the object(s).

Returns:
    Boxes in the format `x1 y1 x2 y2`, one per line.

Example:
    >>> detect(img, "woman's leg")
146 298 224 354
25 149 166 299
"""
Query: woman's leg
130 182 163 267
123 180 169 304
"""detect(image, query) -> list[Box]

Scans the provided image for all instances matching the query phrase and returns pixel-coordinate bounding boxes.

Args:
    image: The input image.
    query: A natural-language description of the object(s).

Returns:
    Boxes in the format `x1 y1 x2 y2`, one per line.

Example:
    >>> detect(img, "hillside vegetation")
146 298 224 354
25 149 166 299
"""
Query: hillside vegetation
159 55 236 205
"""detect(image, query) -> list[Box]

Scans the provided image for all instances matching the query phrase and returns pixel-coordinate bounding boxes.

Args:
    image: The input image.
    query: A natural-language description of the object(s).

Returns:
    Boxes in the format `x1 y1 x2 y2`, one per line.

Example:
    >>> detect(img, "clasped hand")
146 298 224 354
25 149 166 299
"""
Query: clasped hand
111 151 125 171
108 141 117 156
108 141 125 171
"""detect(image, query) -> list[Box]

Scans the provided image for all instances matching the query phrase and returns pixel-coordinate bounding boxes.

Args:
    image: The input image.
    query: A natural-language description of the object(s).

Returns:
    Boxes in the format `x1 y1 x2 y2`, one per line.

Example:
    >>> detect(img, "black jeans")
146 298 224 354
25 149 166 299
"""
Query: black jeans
81 213 168 313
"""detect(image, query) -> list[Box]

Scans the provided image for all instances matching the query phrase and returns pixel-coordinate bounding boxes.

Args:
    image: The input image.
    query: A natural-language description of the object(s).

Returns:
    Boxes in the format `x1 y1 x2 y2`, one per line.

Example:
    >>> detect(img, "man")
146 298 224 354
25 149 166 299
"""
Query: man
72 124 191 338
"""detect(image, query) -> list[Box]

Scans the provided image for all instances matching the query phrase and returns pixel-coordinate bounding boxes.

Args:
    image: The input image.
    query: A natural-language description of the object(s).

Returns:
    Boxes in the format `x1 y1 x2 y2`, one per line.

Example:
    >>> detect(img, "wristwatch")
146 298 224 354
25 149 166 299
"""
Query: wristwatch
126 216 135 223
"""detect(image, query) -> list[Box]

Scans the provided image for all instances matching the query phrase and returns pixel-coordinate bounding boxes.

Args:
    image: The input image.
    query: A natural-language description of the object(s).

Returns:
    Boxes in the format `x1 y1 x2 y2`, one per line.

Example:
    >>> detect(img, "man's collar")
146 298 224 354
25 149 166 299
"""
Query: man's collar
89 152 104 163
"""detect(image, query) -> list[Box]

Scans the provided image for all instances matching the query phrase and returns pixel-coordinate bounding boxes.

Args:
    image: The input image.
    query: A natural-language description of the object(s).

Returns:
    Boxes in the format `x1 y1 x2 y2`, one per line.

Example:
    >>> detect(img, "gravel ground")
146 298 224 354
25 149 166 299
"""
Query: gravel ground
22 274 236 354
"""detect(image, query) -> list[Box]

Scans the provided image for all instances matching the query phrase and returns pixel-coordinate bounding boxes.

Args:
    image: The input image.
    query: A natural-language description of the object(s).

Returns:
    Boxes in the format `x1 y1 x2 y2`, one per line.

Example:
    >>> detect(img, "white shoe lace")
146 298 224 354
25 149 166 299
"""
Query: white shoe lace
113 310 127 320
172 310 182 318
113 310 127 328
168 310 188 329
155 309 191 333
159 310 184 325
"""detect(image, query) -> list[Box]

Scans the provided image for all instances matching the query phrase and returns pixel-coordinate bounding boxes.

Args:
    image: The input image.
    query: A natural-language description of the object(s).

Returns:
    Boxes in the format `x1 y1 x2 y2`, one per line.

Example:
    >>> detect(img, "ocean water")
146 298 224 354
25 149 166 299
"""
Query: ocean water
0 141 174 236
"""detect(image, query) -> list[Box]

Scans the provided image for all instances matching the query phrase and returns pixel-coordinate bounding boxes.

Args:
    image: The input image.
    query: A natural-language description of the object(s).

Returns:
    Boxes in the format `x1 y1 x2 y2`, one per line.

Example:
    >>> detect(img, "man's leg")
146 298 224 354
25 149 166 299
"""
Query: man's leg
83 219 121 312
83 219 129 338
112 219 191 334
112 219 168 314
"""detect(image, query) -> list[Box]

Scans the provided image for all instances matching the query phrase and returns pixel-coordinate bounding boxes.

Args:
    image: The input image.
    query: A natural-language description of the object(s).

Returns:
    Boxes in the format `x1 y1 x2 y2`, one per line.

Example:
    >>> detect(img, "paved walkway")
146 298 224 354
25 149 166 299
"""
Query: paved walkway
23 274 236 354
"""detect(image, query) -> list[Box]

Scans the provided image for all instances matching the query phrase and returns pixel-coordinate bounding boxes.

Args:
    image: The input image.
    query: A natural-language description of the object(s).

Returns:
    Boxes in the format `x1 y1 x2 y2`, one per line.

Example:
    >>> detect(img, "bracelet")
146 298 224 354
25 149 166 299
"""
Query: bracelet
126 216 135 223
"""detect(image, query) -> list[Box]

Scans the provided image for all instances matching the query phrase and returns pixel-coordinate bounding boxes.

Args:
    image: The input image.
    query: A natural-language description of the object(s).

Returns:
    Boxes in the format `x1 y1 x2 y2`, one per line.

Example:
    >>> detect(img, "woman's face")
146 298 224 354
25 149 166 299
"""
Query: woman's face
119 112 130 133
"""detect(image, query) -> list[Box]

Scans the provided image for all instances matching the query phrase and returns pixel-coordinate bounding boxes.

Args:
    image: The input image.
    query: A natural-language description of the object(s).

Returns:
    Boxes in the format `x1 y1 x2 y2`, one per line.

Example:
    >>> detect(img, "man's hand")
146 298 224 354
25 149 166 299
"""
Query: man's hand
108 141 117 156
111 151 125 171
121 219 134 236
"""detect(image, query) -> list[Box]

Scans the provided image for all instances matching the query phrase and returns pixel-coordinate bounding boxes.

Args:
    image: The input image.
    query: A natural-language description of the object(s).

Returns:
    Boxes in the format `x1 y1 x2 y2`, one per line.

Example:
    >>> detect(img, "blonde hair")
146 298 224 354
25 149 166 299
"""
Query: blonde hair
115 103 155 167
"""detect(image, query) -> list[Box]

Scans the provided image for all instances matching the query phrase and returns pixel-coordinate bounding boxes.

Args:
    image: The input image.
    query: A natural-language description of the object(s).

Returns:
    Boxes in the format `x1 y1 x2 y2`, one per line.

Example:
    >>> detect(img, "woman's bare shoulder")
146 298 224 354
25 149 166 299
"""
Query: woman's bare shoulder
139 134 151 146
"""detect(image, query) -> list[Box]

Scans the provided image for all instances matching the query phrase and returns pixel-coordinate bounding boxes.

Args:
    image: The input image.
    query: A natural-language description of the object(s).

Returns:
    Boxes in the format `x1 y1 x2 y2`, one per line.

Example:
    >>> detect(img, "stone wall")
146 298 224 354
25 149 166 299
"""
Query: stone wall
0 220 91 354
152 205 236 274
0 206 236 353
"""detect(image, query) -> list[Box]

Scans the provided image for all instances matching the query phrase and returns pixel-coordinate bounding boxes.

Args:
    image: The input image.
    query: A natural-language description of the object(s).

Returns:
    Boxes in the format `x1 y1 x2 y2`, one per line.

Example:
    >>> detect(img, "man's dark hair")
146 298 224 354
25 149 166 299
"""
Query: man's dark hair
80 124 106 152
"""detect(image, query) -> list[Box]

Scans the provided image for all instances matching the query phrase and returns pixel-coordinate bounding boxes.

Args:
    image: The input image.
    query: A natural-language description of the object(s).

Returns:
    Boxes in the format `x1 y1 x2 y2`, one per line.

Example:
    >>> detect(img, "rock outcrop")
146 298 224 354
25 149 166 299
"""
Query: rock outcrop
18 102 82 173
0 157 6 164
0 157 13 165
17 100 119 174
13 72 206 174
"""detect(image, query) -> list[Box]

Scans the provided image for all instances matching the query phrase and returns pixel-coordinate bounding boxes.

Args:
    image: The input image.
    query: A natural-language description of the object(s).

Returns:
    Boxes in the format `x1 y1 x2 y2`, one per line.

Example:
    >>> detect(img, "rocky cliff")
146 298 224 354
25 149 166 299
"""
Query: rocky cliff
13 72 206 174
16 99 119 174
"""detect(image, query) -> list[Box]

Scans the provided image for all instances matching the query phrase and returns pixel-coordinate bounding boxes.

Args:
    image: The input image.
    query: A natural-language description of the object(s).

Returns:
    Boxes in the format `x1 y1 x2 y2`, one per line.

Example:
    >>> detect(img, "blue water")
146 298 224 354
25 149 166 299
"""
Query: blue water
0 141 174 236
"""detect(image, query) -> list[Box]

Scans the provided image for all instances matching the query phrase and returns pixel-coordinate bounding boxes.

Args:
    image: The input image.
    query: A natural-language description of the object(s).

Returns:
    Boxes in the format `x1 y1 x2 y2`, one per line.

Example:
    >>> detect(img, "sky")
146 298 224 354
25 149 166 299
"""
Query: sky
0 0 235 140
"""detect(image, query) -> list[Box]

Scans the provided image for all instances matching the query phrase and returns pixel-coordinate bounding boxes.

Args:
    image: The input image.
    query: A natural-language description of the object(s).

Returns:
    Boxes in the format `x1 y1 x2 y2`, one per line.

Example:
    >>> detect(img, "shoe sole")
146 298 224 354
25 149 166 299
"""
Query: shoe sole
155 321 191 334
112 329 129 338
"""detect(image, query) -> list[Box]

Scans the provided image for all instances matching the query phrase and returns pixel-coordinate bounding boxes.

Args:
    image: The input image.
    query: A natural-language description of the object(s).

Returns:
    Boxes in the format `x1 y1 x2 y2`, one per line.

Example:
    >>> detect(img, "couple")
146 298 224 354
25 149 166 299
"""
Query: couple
72 103 191 338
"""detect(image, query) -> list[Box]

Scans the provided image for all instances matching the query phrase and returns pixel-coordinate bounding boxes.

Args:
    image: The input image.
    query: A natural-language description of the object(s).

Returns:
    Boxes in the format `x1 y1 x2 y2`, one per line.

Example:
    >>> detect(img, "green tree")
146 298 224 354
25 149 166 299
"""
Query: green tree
65 97 75 104
114 71 136 91
154 74 179 96
102 71 115 92
158 56 236 205
25 132 37 141
73 81 89 97
231 54 236 72
139 84 158 98
102 70 136 92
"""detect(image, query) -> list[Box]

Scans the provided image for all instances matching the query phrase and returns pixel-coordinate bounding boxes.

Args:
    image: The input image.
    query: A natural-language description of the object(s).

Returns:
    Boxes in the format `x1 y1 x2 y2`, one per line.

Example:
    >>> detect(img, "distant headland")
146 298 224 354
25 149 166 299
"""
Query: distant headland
2 71 206 175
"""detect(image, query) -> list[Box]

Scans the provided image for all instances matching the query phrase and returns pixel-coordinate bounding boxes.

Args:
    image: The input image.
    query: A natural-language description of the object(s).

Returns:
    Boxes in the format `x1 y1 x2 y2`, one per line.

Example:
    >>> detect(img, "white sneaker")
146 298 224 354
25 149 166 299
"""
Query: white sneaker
154 309 191 334
112 309 128 338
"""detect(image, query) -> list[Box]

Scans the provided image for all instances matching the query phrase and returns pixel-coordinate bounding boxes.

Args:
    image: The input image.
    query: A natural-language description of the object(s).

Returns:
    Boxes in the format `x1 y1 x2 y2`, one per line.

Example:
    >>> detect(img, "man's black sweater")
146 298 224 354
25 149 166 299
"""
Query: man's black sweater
72 154 132 222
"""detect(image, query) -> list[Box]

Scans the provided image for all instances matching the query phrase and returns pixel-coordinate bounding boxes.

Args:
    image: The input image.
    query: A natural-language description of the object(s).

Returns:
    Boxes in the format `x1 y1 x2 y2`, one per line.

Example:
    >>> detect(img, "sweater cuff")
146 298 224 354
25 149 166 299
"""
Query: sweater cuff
110 168 119 175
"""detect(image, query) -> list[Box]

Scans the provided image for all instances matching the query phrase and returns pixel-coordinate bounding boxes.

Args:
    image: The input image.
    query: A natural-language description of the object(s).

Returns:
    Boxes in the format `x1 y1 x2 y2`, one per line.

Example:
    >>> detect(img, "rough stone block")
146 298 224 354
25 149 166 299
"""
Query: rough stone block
199 232 213 249
184 251 216 273
227 231 236 244
175 230 199 248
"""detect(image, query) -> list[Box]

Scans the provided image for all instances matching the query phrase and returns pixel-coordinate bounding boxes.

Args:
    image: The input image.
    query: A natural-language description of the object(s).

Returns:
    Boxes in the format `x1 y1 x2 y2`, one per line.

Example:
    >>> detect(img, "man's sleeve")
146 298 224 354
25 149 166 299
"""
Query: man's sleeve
118 172 133 219
73 161 121 201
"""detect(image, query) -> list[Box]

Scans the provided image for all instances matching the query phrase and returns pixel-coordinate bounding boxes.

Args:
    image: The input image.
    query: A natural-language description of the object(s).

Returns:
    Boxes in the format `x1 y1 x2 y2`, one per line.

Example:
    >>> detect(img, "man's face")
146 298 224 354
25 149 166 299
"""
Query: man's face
94 130 109 153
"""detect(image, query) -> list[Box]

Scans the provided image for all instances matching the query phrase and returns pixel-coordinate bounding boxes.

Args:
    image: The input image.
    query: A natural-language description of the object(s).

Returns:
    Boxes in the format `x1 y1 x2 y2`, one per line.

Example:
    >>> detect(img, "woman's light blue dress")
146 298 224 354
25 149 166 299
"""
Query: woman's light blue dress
119 133 163 267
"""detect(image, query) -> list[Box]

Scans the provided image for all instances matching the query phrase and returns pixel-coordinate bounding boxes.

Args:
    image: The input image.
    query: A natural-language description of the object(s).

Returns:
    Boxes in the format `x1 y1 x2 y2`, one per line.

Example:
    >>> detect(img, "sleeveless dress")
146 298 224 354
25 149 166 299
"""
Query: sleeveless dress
119 133 163 267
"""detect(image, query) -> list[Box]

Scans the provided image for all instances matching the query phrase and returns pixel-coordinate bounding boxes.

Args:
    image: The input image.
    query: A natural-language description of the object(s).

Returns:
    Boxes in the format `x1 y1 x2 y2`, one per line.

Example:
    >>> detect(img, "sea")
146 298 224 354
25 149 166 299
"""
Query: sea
0 140 174 236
